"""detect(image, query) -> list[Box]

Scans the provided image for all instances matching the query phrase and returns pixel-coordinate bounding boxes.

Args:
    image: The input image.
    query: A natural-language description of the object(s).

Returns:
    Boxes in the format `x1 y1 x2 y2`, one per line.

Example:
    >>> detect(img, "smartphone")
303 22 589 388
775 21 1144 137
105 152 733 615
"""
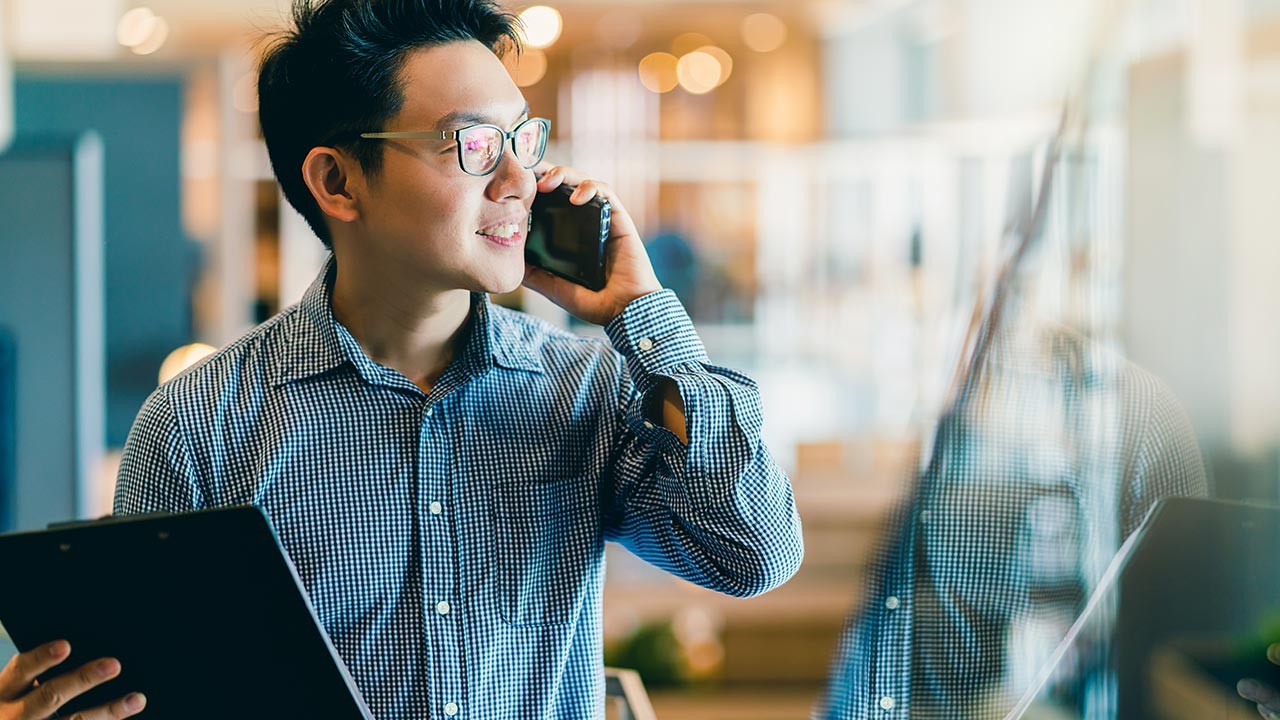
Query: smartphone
526 182 611 291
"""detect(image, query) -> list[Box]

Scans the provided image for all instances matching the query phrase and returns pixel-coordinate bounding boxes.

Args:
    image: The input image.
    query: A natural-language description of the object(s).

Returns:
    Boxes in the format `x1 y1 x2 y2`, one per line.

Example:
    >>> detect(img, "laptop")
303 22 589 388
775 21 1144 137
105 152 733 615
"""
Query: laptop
0 506 373 719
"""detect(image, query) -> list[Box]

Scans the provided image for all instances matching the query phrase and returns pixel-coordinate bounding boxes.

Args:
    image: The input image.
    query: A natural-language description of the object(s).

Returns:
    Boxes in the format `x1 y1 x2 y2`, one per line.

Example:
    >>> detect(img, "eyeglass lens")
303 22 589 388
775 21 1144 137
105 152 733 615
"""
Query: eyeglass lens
459 120 547 175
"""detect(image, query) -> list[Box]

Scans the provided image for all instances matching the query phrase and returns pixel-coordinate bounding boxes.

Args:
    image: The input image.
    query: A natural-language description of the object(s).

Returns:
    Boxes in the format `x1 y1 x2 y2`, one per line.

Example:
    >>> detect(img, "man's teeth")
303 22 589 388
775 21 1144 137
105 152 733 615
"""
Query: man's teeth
479 223 520 238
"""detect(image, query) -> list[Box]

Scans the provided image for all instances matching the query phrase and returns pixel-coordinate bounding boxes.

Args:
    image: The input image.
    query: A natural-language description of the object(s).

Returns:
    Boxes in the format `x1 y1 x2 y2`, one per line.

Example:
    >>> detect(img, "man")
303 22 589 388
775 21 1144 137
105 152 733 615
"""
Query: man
0 1 804 718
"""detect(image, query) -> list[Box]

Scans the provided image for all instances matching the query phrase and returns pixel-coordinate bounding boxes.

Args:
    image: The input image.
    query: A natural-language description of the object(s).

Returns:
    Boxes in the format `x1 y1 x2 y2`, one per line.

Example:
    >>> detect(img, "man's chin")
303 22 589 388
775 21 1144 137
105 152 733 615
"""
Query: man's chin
474 270 526 297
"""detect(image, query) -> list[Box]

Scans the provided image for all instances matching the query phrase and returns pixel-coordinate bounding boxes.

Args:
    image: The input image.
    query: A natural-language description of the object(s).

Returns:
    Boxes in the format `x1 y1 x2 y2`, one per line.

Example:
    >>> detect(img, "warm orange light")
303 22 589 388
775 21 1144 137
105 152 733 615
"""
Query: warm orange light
130 16 169 55
696 45 733 87
596 11 642 50
518 6 562 49
676 51 721 94
671 32 713 57
741 13 787 53
507 48 548 87
638 52 679 94
158 344 217 385
116 7 156 48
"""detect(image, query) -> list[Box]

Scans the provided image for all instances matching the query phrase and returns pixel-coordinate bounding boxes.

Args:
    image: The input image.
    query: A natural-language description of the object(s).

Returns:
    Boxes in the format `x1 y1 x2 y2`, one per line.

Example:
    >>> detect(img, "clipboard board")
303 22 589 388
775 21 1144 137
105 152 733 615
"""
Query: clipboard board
0 506 373 719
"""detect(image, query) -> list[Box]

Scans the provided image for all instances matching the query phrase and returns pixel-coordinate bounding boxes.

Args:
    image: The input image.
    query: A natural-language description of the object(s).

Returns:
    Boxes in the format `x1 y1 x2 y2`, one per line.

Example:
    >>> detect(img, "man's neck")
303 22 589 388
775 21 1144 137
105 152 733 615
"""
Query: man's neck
330 258 473 394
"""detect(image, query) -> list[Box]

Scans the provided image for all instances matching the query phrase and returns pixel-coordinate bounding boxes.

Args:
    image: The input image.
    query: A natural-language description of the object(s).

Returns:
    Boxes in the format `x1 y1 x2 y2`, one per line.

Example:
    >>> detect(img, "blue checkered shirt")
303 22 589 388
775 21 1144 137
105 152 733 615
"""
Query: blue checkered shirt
114 256 804 720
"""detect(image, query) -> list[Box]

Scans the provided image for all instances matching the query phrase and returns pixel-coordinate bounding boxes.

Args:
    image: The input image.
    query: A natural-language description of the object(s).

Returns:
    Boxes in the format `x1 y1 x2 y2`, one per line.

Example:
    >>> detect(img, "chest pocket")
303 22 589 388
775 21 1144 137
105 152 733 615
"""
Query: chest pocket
491 478 601 627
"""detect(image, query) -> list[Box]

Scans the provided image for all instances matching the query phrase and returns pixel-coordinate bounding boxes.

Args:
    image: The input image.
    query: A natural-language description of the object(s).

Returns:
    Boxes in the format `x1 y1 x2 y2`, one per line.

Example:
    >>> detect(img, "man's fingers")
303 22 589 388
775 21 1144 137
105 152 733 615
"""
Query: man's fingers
62 691 147 720
20 657 121 718
569 180 611 205
0 641 70 701
1240 678 1280 707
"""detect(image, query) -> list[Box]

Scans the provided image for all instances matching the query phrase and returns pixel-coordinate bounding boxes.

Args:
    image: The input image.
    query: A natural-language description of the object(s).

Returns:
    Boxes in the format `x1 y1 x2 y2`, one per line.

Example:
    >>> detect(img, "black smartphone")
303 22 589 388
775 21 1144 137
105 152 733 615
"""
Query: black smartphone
526 182 611 291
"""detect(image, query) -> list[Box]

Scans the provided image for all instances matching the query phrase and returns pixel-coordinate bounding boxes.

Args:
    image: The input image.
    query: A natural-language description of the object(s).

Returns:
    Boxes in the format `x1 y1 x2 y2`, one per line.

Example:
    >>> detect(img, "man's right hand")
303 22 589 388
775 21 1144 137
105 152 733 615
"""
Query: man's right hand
0 640 145 719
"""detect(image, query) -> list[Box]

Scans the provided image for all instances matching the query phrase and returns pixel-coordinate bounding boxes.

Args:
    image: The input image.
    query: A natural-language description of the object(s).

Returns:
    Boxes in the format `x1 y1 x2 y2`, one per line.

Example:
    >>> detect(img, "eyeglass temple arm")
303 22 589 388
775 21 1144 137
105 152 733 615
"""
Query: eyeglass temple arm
358 131 455 140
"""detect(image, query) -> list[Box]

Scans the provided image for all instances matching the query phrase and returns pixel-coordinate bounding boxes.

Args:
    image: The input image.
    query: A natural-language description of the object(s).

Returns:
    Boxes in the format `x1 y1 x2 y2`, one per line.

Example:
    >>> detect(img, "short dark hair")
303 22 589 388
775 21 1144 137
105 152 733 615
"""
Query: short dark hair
258 0 522 247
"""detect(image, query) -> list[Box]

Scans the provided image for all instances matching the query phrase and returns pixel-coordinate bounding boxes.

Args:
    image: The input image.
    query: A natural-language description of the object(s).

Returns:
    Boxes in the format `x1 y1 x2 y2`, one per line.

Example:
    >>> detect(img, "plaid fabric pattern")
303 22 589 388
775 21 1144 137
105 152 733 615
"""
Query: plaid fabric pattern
817 329 1208 720
115 256 804 720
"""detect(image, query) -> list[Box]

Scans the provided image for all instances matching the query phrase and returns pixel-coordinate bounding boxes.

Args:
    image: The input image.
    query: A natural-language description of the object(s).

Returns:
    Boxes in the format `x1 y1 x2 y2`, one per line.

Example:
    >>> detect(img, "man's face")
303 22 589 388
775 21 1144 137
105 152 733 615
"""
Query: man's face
350 40 536 294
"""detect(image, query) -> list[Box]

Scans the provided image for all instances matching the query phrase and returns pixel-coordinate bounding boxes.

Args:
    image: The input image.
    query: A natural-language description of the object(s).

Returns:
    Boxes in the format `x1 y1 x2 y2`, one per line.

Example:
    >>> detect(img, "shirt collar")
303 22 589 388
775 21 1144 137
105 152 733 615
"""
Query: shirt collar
273 255 543 387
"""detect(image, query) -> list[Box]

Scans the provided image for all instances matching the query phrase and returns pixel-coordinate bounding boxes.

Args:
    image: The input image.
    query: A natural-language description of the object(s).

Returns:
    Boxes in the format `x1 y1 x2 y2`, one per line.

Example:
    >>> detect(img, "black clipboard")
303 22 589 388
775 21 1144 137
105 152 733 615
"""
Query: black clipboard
0 506 373 719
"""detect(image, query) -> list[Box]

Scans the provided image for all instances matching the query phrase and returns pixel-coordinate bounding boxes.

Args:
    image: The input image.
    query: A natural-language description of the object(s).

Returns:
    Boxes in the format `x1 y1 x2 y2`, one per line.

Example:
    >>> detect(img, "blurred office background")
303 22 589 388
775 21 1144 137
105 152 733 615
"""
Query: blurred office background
2 0 1280 717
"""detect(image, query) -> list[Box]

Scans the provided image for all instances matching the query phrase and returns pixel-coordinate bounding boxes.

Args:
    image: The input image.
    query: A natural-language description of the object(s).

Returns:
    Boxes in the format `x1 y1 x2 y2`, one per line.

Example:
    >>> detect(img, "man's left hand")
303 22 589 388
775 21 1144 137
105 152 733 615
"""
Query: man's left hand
522 163 662 326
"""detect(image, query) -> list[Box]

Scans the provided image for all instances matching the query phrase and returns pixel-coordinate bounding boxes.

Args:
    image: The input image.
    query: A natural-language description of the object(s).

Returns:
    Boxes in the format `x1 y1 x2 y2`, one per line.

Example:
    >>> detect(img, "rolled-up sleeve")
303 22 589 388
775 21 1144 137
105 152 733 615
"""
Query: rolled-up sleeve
600 289 804 598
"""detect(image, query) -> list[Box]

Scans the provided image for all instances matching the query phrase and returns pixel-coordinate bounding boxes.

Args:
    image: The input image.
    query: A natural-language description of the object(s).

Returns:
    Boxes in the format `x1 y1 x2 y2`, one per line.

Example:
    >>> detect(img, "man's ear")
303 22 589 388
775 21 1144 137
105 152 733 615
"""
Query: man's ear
301 147 361 225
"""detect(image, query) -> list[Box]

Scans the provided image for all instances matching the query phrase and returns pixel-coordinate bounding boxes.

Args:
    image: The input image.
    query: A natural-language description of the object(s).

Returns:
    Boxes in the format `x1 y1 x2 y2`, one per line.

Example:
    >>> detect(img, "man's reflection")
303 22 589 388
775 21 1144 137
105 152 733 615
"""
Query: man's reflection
815 141 1209 720
816 315 1208 719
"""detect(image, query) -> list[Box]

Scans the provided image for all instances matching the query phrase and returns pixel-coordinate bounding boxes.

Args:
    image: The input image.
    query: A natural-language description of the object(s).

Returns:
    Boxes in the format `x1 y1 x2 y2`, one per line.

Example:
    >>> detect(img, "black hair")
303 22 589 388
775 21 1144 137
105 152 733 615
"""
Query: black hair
258 0 522 247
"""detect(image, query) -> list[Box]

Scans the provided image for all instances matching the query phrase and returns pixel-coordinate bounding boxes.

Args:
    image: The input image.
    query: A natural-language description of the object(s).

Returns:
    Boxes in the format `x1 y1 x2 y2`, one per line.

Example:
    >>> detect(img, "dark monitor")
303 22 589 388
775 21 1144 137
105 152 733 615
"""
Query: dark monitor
1011 497 1280 719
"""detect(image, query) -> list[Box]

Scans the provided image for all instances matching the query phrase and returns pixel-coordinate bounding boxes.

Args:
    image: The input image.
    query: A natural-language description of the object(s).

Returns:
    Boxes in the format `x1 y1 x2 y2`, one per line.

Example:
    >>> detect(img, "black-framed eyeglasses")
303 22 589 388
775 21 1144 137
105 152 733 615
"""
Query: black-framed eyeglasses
358 117 551 177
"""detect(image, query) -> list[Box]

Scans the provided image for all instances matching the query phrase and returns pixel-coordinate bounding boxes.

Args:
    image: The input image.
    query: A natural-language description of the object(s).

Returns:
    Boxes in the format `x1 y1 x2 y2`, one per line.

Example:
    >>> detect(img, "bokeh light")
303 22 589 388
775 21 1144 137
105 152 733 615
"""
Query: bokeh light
507 48 548 87
158 343 217 385
638 52 679 94
518 6 562 49
696 45 733 88
676 51 722 94
116 7 156 48
671 32 713 57
595 11 642 50
130 16 169 56
741 12 787 53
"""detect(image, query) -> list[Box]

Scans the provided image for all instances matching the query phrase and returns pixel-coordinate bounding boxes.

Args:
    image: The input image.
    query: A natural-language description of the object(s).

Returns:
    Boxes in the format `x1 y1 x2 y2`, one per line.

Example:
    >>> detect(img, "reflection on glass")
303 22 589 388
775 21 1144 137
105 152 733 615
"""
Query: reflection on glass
1013 499 1280 720
816 12 1215 712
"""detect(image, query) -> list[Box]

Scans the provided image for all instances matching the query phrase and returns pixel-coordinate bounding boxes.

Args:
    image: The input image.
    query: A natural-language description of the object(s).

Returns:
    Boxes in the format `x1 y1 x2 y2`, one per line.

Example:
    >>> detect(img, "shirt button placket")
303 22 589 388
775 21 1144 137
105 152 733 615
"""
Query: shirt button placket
421 402 464 719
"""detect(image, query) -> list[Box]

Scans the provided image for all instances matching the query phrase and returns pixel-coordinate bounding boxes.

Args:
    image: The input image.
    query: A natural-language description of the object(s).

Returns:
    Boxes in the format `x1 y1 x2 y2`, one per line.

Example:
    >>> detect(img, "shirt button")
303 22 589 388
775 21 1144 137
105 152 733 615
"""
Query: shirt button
880 696 895 711
429 501 443 515
643 421 655 430
638 337 654 351
444 702 459 716
436 600 451 616
425 407 435 418
885 596 900 610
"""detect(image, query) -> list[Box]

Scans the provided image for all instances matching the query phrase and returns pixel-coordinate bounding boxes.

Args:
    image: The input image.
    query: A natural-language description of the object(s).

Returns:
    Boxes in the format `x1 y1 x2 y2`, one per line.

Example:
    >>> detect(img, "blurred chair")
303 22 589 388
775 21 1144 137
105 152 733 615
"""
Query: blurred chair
605 667 657 720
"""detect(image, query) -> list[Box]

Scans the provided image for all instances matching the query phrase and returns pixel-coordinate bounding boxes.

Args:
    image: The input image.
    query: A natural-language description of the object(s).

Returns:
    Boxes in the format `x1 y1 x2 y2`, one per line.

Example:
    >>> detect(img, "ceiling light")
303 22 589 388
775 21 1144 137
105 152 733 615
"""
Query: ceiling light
519 6 562 49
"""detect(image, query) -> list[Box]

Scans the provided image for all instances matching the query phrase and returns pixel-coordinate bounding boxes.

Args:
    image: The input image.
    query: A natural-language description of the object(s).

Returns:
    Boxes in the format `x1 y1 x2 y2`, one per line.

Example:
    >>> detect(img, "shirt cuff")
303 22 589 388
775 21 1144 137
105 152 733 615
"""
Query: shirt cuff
604 289 708 382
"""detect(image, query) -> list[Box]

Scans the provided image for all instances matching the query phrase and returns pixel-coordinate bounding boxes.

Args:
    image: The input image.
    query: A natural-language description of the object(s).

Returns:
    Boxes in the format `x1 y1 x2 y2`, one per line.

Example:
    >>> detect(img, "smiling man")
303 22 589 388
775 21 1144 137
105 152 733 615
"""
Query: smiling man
0 1 805 719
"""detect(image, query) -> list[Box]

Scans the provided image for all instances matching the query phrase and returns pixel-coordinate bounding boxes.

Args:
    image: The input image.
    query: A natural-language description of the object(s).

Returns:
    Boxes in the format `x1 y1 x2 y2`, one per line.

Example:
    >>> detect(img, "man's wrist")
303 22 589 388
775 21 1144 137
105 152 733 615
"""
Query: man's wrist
604 289 708 377
609 285 664 324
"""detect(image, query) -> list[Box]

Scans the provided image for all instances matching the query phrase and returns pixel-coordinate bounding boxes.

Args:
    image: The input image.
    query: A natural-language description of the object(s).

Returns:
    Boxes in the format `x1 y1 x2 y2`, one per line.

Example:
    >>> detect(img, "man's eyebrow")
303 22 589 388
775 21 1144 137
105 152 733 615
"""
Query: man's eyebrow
434 102 530 131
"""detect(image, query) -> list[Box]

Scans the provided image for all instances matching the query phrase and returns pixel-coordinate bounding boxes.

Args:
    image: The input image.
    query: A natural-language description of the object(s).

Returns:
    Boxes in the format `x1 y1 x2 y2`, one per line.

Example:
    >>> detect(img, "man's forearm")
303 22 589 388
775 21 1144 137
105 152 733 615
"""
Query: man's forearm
647 377 688 445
